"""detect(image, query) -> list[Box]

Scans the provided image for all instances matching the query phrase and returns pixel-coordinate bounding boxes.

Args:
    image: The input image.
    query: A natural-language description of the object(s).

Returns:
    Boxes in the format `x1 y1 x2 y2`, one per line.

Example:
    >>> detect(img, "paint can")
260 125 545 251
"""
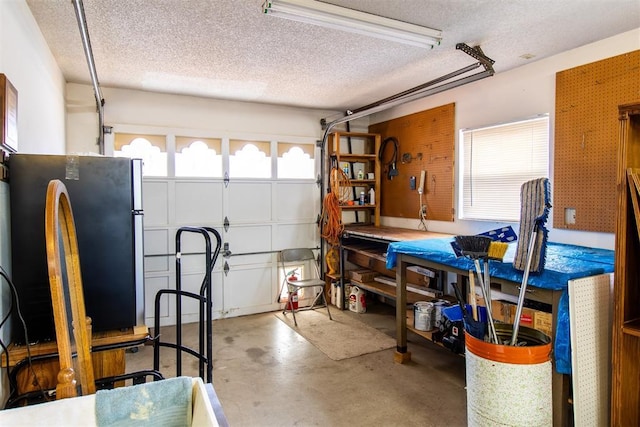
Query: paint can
414 301 434 331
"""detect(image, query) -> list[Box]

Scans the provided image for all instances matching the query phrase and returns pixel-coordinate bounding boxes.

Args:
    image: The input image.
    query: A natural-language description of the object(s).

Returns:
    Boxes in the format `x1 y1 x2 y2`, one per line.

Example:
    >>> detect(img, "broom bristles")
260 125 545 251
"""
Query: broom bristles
488 241 509 261
454 235 492 258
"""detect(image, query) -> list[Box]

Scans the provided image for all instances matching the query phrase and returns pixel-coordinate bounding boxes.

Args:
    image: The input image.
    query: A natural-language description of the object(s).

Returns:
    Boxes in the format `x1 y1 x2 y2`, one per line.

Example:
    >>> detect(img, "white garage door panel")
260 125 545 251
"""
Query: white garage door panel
145 256 169 273
276 182 318 220
171 272 223 317
227 253 272 267
145 276 171 321
172 226 224 259
144 229 169 255
143 172 320 325
226 225 271 254
225 267 273 312
175 227 223 251
228 182 272 223
143 181 170 226
274 223 320 250
178 253 223 274
175 181 224 224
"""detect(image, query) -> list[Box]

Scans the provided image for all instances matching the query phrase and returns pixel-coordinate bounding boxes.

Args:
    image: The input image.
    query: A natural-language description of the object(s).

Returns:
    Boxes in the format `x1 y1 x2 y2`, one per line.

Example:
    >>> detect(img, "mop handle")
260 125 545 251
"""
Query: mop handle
510 223 539 345
474 259 499 344
469 270 478 321
483 260 492 316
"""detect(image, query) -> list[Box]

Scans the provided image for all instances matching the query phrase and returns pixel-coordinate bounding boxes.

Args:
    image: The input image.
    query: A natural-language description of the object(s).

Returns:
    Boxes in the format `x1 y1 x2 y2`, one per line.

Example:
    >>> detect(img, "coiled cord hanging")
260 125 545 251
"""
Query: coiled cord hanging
379 137 399 179
320 167 352 246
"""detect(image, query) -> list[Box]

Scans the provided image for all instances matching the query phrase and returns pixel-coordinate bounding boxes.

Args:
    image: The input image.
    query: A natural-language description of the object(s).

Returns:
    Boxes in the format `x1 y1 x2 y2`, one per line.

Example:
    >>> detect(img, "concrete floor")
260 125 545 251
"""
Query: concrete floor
126 300 468 426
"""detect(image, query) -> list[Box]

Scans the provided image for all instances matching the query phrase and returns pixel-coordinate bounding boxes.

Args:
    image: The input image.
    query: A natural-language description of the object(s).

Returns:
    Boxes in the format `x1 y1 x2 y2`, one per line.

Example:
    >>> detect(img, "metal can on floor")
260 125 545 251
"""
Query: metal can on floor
414 301 434 331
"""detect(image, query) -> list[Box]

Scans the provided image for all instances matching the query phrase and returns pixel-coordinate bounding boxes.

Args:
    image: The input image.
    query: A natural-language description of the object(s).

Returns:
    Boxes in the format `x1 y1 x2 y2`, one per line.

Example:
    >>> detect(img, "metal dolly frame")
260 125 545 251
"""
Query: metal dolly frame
153 226 222 383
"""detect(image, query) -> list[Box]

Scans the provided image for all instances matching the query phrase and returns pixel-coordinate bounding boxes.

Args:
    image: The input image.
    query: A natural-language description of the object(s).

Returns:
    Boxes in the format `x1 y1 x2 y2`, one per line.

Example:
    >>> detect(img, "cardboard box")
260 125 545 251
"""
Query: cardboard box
490 300 552 337
510 307 536 329
349 269 378 282
534 310 553 337
491 299 512 323
346 251 430 287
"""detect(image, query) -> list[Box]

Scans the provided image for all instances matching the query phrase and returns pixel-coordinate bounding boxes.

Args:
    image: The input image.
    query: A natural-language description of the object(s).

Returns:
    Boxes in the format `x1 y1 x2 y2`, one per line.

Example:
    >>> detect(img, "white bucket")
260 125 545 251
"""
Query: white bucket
349 286 366 313
414 301 434 331
466 324 552 426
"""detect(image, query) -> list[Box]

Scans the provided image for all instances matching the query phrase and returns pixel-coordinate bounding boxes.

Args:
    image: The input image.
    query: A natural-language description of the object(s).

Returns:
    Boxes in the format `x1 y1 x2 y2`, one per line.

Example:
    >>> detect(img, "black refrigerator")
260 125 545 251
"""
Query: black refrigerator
9 154 145 344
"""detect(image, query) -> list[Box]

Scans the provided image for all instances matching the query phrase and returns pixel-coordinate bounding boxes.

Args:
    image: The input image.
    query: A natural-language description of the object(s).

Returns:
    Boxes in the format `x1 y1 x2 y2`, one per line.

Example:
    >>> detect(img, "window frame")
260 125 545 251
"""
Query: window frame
458 115 550 222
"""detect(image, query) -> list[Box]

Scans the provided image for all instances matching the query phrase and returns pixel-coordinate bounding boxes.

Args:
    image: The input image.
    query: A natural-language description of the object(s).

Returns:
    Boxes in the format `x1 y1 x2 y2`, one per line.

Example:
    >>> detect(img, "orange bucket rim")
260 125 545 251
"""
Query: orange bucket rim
465 330 552 364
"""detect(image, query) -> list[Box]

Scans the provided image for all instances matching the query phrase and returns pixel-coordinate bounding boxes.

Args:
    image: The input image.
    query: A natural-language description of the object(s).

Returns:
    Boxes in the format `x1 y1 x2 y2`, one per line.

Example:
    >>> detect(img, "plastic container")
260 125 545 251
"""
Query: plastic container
349 286 366 313
466 324 552 426
330 282 337 306
433 300 450 328
368 188 375 205
414 301 434 331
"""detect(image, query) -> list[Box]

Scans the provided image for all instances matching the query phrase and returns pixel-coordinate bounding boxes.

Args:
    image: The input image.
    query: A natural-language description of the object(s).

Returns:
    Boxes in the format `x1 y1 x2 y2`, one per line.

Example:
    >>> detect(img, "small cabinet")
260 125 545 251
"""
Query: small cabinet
327 131 381 226
612 101 640 426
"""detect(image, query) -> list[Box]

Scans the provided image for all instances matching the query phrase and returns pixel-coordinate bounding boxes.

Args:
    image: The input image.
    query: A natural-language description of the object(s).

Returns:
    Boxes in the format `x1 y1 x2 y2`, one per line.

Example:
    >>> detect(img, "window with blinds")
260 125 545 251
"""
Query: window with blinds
460 115 549 222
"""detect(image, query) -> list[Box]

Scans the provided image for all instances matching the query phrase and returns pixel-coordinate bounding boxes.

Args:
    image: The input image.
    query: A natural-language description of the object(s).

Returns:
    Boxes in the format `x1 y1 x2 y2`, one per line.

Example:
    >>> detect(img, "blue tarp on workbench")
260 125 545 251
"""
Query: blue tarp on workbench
386 238 614 374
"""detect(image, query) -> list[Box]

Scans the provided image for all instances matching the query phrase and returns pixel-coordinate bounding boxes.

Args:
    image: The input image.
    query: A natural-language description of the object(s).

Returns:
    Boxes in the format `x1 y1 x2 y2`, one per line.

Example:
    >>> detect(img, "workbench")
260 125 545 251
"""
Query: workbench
339 225 452 304
387 236 614 427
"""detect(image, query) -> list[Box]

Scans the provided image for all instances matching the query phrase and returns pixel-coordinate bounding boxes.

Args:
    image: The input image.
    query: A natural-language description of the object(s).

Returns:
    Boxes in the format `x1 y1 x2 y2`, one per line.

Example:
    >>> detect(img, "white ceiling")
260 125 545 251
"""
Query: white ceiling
26 0 640 112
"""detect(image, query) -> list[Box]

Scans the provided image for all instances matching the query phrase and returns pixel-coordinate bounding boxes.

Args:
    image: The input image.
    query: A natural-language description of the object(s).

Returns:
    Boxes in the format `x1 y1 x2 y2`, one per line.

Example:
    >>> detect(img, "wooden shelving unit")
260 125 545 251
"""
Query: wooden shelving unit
327 131 381 226
612 101 640 426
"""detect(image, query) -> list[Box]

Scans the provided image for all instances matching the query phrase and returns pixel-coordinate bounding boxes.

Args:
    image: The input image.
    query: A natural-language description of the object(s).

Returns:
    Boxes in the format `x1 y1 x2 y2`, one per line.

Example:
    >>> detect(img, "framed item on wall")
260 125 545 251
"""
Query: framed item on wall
0 74 18 152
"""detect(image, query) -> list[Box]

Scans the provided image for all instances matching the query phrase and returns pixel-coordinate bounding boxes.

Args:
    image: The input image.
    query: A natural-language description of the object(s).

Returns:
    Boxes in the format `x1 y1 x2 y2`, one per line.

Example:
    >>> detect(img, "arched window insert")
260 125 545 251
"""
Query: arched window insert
175 137 222 178
277 142 315 179
114 133 167 177
229 140 271 179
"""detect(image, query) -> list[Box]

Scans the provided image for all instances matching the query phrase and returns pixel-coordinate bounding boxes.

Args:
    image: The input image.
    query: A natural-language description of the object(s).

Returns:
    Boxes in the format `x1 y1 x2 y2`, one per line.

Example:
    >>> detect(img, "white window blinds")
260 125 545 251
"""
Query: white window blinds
460 115 549 222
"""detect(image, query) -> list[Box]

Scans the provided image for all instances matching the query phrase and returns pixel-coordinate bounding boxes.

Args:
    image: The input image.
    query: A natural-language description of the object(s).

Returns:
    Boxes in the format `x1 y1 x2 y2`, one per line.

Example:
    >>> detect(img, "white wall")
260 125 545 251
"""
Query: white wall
66 83 343 154
0 1 66 154
370 28 640 250
0 0 66 405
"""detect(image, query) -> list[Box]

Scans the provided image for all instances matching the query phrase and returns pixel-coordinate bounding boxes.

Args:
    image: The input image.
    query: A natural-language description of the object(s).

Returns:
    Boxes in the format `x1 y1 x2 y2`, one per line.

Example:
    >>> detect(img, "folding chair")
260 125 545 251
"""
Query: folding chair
278 248 332 326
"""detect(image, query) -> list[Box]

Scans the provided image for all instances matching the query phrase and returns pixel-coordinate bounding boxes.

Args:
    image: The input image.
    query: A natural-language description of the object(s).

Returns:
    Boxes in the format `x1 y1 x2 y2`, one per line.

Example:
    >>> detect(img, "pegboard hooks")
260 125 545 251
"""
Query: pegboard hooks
401 152 423 163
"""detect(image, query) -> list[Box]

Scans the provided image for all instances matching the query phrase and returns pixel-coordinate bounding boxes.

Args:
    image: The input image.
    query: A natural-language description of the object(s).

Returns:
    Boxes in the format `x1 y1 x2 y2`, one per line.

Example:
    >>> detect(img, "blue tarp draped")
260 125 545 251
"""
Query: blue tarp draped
386 238 614 374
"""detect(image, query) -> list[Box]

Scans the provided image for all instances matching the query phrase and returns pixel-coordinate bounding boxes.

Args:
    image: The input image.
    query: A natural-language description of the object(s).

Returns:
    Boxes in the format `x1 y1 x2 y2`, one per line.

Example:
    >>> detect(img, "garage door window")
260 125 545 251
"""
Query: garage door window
114 133 167 176
175 137 222 177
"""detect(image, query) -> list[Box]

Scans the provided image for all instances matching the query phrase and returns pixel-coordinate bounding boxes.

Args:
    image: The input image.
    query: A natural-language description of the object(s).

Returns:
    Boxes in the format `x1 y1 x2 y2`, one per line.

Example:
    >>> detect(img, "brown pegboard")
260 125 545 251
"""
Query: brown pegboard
554 50 640 233
369 103 455 222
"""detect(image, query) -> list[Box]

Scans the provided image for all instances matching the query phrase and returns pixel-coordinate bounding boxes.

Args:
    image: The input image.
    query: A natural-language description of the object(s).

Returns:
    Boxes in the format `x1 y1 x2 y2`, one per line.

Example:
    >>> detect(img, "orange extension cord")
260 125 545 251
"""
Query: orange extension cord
320 167 351 246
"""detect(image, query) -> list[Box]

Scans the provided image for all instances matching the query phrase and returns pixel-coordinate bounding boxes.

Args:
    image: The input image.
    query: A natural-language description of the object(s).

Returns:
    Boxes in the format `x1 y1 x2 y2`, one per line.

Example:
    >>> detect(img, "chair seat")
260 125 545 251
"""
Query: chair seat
279 248 332 327
286 278 325 288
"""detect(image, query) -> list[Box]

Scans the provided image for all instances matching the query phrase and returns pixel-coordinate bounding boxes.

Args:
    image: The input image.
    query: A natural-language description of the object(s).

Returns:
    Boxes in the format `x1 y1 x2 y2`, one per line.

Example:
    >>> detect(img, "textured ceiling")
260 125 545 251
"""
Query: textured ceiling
26 0 640 112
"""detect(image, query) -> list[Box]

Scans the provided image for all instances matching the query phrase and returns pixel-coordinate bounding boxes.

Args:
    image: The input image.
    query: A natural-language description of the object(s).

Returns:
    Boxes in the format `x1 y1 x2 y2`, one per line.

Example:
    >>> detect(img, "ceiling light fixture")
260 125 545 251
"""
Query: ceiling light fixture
262 0 442 48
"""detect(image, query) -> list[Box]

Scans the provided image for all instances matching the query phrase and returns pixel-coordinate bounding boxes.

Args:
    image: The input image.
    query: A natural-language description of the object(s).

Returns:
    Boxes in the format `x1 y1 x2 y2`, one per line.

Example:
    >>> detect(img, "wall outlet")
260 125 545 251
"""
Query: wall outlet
564 207 576 225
